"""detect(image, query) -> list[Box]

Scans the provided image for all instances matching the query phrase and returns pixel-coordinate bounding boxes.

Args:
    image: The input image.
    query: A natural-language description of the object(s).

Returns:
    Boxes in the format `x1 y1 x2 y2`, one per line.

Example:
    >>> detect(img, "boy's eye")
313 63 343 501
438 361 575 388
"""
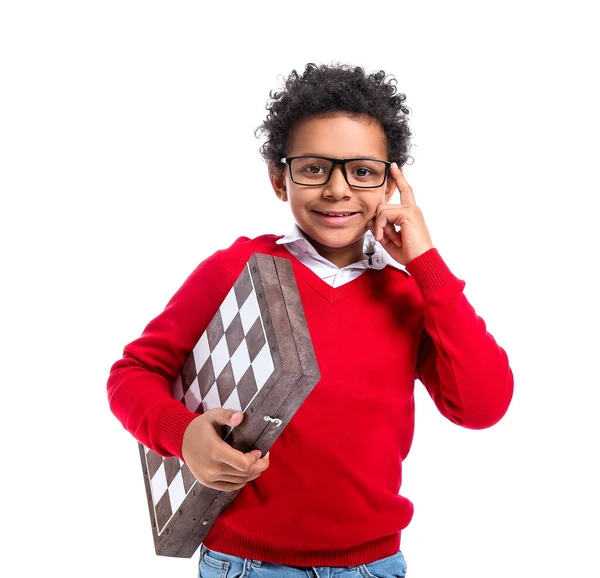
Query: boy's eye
303 164 326 174
346 160 387 182
353 167 373 177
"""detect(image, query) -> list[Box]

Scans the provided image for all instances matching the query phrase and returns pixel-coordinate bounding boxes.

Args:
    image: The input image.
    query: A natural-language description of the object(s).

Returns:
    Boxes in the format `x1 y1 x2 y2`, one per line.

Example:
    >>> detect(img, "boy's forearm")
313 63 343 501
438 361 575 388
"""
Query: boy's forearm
409 249 514 429
107 362 198 459
106 237 251 458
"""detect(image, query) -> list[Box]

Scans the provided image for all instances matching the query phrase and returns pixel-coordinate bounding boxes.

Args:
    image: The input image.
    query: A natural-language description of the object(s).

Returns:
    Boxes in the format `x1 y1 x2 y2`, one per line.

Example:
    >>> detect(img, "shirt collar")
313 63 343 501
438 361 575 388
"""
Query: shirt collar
275 223 407 273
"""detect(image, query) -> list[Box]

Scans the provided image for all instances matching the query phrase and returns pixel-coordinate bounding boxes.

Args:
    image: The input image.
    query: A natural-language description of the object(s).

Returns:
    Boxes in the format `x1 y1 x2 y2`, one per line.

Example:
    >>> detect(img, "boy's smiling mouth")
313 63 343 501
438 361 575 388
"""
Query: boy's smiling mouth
313 209 360 216
312 210 361 227
317 211 356 217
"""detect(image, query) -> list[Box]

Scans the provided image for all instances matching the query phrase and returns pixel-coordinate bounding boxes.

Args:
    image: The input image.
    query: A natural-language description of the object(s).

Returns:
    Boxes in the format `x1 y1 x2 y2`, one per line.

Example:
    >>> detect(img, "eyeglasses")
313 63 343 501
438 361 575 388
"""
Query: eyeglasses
280 156 391 189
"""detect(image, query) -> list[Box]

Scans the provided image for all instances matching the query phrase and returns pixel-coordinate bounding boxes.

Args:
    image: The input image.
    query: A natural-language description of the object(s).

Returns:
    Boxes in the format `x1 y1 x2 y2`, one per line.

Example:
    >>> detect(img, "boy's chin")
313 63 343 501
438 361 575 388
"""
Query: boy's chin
311 230 365 248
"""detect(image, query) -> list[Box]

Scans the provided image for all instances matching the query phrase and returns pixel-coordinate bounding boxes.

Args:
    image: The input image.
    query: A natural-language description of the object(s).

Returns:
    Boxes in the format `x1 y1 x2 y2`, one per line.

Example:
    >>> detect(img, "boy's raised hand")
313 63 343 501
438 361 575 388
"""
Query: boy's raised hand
181 408 270 492
367 163 434 266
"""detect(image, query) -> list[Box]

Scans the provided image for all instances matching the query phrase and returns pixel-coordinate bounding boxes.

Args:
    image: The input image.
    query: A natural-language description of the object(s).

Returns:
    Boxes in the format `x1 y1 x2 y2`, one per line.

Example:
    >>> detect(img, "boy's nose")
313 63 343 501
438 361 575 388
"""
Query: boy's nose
323 165 351 198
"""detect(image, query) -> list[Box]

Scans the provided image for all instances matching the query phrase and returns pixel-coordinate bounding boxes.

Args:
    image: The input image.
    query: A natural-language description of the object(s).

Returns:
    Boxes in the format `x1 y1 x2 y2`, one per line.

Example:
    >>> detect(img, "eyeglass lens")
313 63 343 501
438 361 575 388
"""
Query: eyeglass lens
290 157 387 187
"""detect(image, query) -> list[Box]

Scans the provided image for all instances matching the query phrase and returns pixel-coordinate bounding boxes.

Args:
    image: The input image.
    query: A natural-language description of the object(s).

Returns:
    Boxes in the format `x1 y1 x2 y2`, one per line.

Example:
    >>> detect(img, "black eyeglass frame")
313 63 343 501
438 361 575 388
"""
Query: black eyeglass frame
279 155 392 189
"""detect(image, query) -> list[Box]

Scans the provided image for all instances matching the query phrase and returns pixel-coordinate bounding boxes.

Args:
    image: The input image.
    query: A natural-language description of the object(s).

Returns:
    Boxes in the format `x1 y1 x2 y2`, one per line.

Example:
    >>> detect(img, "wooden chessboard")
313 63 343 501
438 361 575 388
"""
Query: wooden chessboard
138 252 320 557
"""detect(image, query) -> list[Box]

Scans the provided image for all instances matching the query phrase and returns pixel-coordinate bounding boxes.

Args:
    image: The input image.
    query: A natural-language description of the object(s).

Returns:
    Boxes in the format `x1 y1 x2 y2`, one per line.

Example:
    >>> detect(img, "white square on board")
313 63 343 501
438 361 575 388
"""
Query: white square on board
150 463 168 506
211 334 230 379
220 286 239 330
167 470 186 514
239 290 261 334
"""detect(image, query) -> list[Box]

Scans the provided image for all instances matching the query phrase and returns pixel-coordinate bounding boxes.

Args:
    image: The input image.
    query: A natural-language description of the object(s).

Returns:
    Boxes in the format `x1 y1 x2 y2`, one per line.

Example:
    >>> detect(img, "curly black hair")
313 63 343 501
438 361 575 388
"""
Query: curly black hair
255 62 413 173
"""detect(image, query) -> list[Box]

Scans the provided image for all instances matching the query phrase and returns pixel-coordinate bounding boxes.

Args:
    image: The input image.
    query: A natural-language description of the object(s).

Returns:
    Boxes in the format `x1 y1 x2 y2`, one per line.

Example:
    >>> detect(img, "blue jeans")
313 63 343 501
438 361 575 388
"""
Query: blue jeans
198 544 408 577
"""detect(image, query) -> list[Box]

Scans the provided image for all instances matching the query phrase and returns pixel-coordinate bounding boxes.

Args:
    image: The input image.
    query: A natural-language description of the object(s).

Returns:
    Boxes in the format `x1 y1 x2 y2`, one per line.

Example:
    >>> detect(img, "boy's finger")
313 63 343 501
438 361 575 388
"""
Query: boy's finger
381 222 402 247
391 163 415 205
218 441 261 473
375 208 400 241
384 222 402 242
374 210 390 241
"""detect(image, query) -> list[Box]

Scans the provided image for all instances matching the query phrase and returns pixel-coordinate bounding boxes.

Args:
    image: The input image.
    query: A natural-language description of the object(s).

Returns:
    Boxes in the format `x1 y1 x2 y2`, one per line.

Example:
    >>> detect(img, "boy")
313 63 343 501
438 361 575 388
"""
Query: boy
107 62 513 577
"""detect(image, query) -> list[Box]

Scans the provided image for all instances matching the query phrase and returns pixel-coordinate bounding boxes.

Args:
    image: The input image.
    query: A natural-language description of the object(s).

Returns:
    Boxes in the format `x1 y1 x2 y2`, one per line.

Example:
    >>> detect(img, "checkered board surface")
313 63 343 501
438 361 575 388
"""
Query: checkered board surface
141 259 276 536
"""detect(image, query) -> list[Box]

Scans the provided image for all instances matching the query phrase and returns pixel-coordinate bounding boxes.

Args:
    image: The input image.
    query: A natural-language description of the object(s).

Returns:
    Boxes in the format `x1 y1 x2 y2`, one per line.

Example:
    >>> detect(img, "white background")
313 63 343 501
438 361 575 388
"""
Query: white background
2 1 598 576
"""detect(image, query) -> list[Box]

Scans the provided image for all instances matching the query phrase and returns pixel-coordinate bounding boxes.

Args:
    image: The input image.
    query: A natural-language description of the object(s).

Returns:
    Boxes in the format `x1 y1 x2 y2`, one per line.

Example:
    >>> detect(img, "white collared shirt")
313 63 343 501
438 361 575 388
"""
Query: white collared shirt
275 223 408 288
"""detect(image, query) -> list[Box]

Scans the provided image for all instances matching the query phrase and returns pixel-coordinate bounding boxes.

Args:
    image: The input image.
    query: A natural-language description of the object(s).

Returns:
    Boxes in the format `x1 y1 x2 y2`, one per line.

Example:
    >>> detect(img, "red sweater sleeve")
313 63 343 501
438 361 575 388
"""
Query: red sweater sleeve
106 236 251 459
405 248 514 429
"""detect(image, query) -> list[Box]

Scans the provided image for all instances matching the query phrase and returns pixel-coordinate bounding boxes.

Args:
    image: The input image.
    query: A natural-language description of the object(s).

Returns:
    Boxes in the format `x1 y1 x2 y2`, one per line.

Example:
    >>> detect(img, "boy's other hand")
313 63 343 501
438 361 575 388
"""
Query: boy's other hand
367 163 434 265
181 409 270 492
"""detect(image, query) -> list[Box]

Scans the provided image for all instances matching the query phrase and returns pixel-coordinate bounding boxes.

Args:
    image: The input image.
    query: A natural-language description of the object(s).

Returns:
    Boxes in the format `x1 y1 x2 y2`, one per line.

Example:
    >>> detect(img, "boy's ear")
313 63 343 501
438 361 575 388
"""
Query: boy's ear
269 165 288 202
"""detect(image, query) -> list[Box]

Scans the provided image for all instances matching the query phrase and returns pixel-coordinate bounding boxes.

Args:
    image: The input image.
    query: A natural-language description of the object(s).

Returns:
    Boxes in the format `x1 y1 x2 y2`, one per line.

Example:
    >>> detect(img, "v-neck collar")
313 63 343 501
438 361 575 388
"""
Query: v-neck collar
275 223 407 274
268 236 382 305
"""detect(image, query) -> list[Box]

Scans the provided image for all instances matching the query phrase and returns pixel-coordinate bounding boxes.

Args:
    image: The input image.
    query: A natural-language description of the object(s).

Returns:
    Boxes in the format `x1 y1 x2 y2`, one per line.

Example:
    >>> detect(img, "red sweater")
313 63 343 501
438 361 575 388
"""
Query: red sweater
107 234 513 566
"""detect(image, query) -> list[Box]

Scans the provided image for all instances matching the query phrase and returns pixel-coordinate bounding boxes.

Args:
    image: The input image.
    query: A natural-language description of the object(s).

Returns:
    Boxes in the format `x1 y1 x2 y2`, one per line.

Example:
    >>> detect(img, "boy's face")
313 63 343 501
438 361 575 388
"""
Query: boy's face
270 113 396 268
